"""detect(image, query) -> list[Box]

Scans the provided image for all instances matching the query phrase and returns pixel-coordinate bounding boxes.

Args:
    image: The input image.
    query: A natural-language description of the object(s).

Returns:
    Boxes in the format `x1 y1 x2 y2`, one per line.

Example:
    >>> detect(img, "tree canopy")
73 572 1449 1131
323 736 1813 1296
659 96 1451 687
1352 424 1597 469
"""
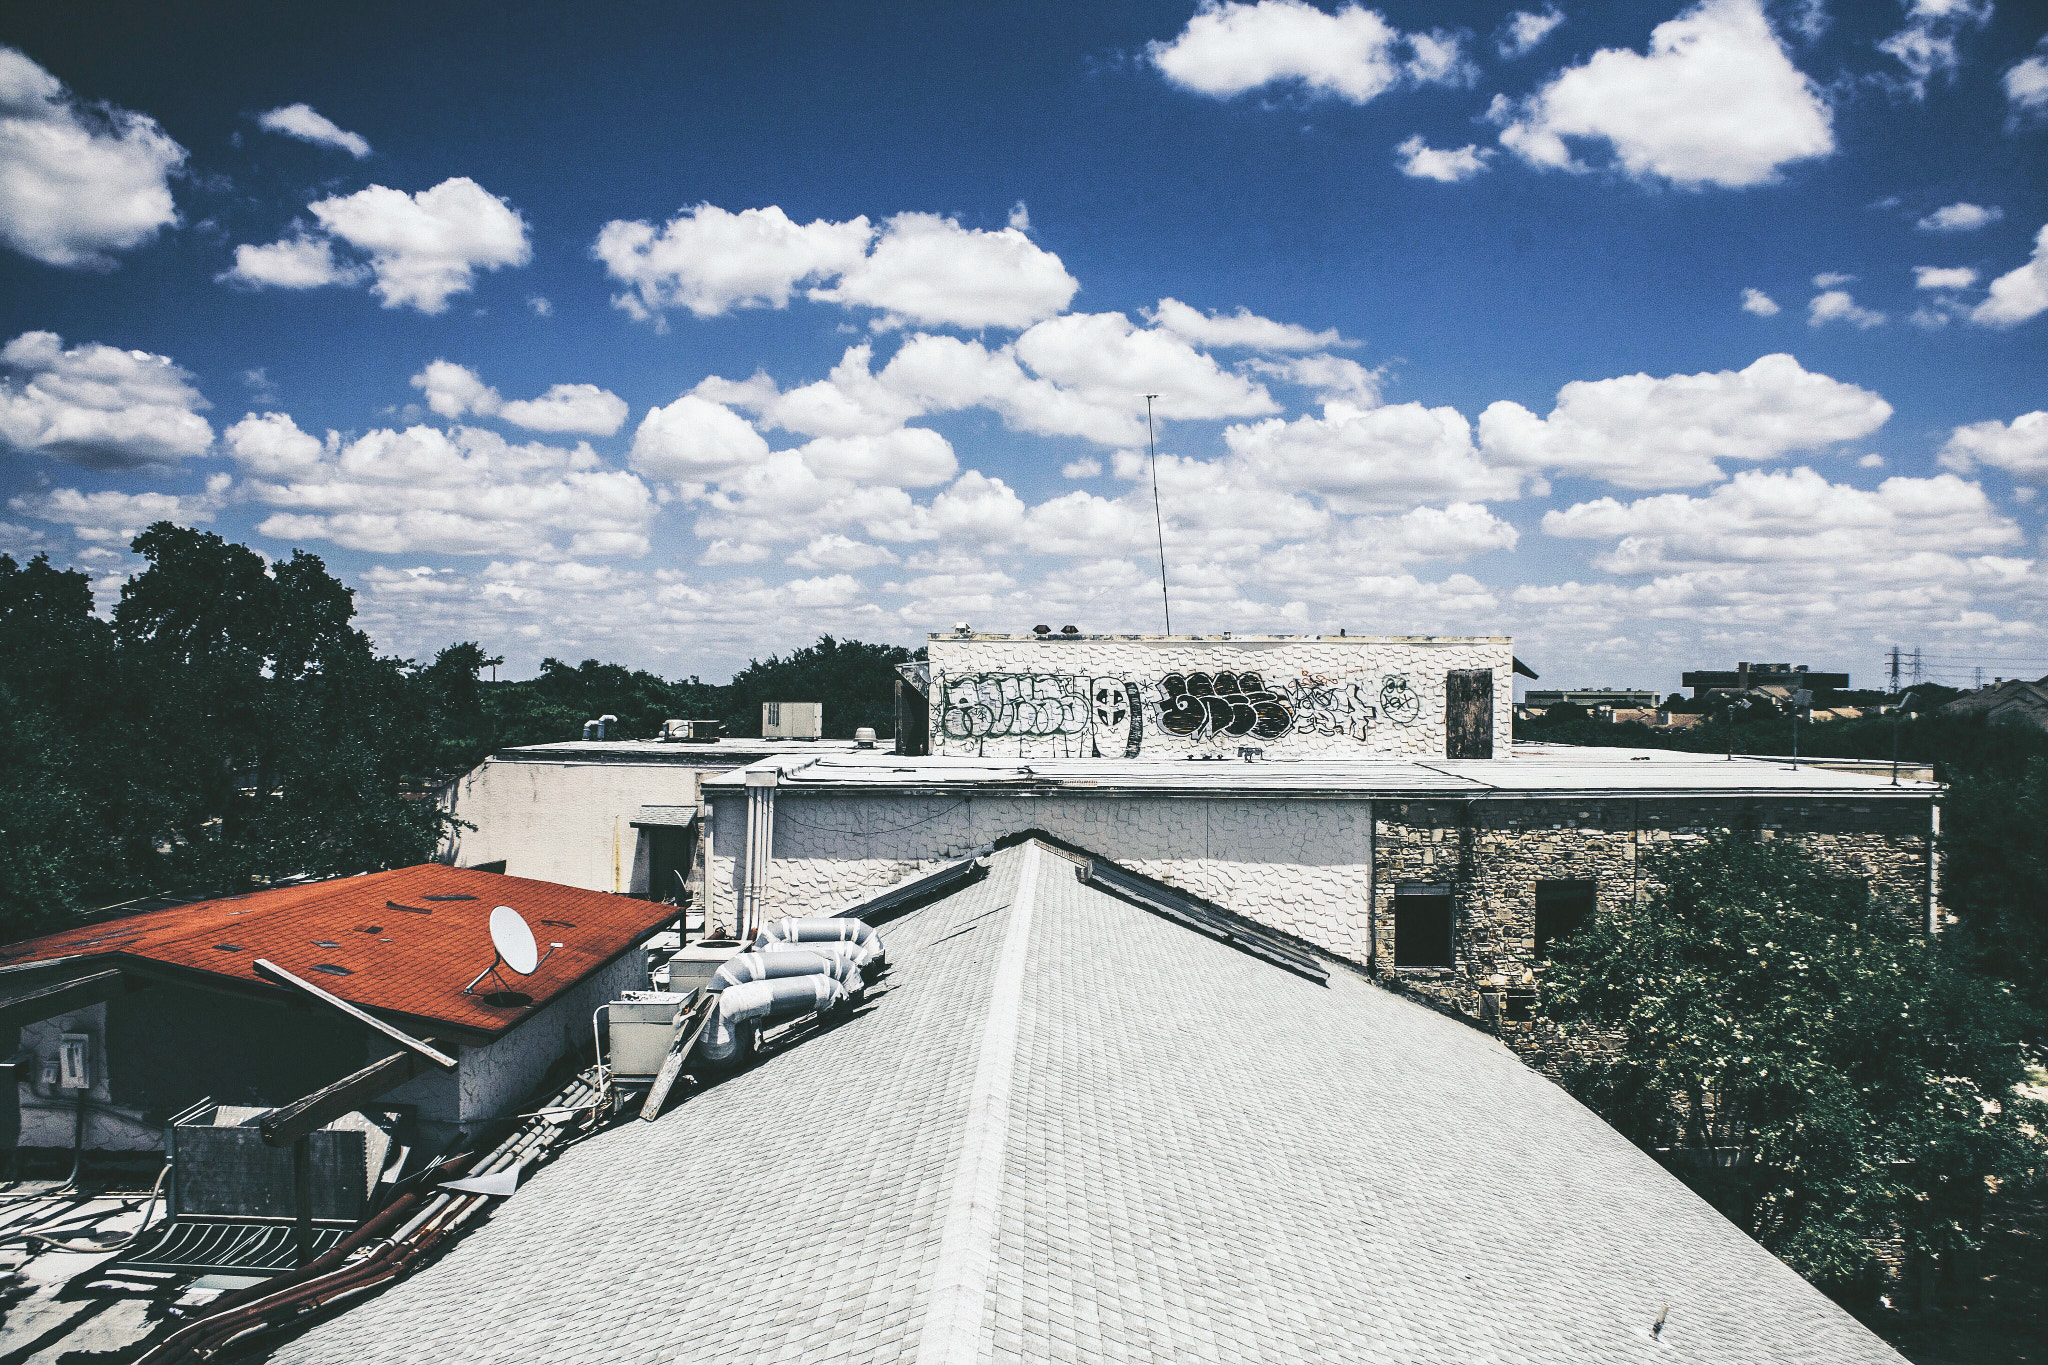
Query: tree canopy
1539 835 2042 1305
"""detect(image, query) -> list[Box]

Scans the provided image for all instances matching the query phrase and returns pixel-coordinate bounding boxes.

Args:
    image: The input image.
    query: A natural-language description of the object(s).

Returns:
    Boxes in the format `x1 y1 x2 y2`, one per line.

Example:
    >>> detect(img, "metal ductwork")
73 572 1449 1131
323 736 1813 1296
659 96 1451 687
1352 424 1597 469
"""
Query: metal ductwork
696 976 848 1066
754 917 887 967
706 949 863 998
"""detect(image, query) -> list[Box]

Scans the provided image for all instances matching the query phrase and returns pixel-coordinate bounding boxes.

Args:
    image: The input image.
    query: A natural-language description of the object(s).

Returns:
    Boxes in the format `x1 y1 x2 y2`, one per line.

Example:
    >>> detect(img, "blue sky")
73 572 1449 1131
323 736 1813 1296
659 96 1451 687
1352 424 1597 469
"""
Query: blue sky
2 0 2045 692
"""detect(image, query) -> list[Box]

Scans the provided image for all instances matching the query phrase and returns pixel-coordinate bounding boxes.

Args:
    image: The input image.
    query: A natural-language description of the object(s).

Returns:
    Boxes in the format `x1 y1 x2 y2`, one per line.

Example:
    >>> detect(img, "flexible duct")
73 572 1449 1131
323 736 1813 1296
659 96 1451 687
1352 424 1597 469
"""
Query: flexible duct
754 917 887 967
706 949 862 996
696 976 847 1066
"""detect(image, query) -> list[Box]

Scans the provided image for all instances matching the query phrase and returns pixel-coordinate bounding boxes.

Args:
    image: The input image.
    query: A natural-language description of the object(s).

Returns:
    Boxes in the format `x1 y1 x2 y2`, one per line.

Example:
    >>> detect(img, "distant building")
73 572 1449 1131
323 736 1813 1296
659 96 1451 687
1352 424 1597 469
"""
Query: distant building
1682 662 1848 699
1524 687 1660 710
1938 676 2048 731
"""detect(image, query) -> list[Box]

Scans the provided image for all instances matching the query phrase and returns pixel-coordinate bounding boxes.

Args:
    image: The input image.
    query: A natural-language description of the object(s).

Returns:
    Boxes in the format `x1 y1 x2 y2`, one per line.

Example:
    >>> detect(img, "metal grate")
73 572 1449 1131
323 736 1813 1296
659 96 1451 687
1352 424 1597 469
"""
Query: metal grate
122 1218 348 1275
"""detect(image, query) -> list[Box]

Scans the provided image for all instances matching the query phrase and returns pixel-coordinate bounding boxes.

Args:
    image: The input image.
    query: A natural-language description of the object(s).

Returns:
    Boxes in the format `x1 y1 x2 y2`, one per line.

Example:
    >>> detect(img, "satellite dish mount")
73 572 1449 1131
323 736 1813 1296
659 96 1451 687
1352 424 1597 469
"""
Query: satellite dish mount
464 906 561 1006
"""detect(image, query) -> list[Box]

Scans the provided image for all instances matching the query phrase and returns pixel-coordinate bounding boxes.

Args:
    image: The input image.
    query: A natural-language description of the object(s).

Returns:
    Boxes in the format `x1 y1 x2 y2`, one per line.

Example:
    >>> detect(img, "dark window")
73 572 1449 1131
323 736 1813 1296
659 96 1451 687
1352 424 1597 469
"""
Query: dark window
1394 889 1455 967
1445 669 1494 758
1534 880 1597 958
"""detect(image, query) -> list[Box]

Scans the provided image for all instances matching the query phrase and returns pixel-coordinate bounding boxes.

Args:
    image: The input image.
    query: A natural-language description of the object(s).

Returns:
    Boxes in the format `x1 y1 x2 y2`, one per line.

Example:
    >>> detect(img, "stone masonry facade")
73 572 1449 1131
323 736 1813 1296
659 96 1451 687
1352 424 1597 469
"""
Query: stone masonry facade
1375 796 1936 1019
707 786 1935 1026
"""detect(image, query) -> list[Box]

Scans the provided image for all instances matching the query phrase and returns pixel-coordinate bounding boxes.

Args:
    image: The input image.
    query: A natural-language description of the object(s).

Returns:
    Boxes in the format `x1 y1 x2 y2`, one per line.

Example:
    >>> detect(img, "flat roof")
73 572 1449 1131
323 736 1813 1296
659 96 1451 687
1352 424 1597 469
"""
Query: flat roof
702 745 1938 800
929 631 1510 644
493 738 866 766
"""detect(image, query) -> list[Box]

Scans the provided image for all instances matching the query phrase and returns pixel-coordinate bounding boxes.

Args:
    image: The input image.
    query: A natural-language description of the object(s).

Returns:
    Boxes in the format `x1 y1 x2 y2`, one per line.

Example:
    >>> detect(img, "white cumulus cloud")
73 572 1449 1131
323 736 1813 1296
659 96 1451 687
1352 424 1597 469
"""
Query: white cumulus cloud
407 361 627 437
0 45 186 268
0 330 213 469
1741 287 1781 315
1476 352 1891 488
305 178 530 313
2007 45 2048 126
234 414 653 558
1939 410 2048 479
216 230 365 290
594 204 873 323
1147 298 1350 351
1971 223 2048 328
1917 201 2001 231
1393 136 1494 182
1497 6 1565 58
1913 265 1977 289
1808 289 1885 328
9 479 227 545
1148 0 1470 103
1878 0 1992 100
809 212 1078 330
1492 0 1833 189
255 104 370 158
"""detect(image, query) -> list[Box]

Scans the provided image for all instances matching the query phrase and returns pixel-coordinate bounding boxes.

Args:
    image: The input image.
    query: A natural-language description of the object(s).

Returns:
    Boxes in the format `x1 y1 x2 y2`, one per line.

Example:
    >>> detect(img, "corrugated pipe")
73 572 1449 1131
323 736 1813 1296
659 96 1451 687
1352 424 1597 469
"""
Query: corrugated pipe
753 917 887 967
695 977 848 1067
137 1073 600 1364
706 949 863 997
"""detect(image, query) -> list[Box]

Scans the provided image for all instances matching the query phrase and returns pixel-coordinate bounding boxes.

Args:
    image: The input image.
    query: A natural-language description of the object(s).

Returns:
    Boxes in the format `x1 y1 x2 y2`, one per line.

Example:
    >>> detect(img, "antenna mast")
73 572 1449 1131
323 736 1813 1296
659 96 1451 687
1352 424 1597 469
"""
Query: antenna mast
1145 394 1172 634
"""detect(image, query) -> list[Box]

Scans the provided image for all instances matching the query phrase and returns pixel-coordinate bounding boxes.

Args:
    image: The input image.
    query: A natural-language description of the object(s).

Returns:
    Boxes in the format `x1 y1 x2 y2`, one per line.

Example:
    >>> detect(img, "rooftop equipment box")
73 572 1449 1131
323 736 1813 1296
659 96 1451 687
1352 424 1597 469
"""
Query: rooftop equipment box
923 632 1512 761
763 701 823 740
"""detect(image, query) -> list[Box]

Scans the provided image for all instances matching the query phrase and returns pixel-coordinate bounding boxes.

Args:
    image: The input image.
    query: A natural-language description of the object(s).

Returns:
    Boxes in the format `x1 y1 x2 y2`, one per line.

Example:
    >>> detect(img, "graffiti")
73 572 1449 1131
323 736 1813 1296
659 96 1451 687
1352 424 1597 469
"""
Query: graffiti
1286 675 1378 741
930 666 1429 755
1379 673 1421 726
1092 677 1143 758
938 673 1092 745
1156 672 1293 740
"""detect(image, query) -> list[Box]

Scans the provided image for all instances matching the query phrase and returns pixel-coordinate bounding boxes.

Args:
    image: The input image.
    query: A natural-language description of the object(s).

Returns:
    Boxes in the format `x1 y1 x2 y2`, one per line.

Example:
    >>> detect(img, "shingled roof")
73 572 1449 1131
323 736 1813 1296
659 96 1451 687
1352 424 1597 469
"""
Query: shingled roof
0 865 672 1041
271 840 1903 1365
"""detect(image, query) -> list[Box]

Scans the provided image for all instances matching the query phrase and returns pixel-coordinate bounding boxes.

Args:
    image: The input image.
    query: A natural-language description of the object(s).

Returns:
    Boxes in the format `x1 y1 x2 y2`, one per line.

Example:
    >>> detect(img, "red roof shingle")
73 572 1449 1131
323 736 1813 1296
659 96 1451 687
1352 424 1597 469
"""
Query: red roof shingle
0 866 672 1040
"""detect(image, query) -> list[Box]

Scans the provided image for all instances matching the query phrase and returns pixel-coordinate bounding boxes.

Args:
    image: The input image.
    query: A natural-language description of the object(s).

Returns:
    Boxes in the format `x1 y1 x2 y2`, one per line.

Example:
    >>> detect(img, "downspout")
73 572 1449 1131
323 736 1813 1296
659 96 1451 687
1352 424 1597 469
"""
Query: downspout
1364 799 1377 974
742 768 779 943
1927 799 1942 937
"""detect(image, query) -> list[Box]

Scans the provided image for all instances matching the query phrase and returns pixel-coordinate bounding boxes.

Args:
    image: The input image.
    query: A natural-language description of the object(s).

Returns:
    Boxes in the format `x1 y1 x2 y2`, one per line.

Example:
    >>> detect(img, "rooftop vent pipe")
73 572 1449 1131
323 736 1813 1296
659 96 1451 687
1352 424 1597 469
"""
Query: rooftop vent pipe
582 713 619 741
755 917 887 967
854 727 877 748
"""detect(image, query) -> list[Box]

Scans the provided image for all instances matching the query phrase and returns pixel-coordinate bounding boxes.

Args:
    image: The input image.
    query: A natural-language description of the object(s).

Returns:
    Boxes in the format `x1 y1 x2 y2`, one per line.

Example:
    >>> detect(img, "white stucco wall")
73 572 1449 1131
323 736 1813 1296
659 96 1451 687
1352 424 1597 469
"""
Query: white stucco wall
442 759 703 892
380 950 646 1137
923 635 1512 761
707 791 1375 962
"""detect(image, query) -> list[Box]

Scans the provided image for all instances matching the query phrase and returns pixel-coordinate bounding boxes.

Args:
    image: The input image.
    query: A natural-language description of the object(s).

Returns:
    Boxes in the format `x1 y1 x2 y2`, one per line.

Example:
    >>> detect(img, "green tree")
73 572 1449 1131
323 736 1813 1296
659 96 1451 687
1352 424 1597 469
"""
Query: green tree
1939 759 2048 1027
724 635 918 738
1539 835 2042 1306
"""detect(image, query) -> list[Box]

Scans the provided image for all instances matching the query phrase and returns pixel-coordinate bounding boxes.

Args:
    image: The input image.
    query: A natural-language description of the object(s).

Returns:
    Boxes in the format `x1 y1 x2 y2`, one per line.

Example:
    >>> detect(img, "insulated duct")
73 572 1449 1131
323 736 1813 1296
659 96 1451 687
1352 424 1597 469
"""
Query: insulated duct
696 976 848 1066
706 950 863 998
754 917 887 967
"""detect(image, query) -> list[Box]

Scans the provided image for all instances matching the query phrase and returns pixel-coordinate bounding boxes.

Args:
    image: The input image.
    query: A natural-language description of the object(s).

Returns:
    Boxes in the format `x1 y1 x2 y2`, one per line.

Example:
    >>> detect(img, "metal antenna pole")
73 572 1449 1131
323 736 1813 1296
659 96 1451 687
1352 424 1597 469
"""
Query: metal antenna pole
1145 394 1172 634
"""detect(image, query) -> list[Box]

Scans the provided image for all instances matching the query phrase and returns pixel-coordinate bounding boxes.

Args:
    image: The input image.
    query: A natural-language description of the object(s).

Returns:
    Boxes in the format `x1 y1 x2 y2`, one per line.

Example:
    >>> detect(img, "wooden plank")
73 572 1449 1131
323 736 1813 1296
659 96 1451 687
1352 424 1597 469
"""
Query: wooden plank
0 969 147 1030
639 994 716 1122
260 1045 439 1147
252 959 457 1069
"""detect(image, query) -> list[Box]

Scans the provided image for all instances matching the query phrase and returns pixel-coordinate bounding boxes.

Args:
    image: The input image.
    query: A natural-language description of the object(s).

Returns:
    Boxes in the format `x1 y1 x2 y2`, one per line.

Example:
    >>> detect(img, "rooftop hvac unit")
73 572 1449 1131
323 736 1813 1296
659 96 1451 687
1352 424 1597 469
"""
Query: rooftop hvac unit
762 701 823 740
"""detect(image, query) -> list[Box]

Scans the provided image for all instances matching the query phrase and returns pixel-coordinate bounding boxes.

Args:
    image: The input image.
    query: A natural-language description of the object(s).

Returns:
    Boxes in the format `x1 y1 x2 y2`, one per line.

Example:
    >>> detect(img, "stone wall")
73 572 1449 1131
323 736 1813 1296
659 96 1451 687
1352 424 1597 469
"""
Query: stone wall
1373 796 1935 1016
706 790 1378 961
923 635 1512 760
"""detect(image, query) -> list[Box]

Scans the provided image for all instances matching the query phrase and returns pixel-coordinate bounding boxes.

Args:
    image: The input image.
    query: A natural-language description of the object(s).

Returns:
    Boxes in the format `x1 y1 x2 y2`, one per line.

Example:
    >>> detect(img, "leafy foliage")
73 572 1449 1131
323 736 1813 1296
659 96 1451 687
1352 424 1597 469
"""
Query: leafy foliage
721 635 919 738
1540 836 2043 1302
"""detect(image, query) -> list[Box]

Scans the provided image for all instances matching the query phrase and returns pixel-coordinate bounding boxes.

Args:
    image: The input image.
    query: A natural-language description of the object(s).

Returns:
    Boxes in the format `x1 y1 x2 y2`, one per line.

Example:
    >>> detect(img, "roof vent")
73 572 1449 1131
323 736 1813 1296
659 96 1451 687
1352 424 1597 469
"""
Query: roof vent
1060 625 1079 635
1032 624 1051 636
855 727 877 749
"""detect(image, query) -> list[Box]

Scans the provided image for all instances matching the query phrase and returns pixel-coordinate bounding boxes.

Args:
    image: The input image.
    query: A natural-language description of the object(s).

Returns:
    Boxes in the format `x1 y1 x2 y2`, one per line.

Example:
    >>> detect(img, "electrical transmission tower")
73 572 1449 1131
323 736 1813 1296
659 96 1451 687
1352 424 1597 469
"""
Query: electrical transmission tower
1887 644 1901 694
1909 647 1923 687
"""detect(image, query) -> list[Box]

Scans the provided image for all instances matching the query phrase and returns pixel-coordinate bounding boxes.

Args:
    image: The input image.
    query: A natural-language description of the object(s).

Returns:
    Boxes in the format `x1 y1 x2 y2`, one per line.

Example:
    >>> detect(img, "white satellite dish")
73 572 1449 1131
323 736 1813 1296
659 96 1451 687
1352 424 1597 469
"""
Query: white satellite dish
491 906 539 975
463 906 560 1000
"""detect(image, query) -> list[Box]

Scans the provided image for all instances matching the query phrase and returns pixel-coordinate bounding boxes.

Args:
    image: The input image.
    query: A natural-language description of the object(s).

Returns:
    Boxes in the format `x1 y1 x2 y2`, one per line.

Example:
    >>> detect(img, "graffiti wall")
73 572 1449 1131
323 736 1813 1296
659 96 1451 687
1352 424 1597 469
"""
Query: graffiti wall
923 635 1511 760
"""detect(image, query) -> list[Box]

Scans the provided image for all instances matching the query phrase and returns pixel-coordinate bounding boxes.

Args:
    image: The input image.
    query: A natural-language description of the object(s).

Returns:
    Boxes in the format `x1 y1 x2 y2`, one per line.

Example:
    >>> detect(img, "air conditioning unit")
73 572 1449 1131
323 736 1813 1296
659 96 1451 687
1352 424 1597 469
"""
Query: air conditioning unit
762 701 823 740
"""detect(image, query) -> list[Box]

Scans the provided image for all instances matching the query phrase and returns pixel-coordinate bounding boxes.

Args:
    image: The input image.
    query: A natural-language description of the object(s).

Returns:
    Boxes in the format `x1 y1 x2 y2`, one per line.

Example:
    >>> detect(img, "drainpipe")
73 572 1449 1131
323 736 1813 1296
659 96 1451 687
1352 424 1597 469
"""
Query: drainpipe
1927 800 1942 938
742 768 779 942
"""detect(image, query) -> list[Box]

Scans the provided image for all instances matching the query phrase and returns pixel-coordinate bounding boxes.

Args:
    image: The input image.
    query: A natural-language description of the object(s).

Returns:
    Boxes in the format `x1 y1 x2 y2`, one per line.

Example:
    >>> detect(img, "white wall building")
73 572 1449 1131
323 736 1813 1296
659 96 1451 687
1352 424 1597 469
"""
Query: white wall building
919 632 1515 761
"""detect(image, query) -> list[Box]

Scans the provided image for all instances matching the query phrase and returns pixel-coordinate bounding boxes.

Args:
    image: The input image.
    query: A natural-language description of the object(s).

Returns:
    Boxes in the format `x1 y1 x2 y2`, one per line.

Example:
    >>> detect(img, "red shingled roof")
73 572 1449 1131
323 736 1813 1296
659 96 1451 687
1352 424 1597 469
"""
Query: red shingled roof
0 866 672 1041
